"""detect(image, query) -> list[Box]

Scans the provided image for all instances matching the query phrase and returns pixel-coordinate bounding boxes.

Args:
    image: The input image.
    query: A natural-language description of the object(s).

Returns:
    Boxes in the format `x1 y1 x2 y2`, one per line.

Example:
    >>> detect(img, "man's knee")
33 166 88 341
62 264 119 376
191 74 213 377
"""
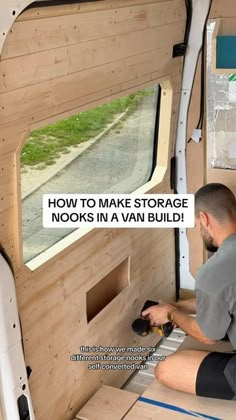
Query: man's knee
154 350 208 394
154 351 188 384
154 356 172 385
154 362 165 384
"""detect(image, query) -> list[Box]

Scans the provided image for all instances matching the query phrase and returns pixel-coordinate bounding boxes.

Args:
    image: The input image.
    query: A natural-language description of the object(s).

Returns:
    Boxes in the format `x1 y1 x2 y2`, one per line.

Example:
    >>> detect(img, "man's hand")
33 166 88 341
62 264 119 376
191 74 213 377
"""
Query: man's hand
142 299 216 345
142 302 176 326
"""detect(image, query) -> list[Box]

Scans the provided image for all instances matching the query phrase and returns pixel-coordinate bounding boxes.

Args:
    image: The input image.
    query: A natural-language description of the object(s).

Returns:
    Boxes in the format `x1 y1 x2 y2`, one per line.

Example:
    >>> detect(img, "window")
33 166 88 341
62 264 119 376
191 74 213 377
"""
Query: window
21 86 160 262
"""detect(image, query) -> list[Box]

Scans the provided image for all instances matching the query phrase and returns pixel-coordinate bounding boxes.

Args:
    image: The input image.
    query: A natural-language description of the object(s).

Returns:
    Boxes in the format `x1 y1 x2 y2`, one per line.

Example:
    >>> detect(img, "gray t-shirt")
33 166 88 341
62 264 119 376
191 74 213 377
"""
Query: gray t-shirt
195 233 236 349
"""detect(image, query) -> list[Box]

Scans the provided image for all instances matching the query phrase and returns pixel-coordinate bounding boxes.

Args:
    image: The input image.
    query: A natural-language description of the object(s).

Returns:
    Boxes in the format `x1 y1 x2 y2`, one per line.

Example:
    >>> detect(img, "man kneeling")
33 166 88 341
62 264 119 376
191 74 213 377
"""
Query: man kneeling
142 183 236 400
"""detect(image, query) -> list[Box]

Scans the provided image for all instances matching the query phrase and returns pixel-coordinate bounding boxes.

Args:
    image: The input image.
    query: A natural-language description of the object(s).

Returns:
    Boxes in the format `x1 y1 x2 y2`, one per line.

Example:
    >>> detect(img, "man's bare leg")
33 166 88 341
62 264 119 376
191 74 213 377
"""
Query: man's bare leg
155 350 210 394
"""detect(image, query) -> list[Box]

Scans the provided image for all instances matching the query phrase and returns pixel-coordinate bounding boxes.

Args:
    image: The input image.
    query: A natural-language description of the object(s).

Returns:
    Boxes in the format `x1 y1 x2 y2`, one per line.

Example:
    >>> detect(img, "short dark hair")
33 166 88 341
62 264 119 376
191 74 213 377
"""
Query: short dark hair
195 183 236 222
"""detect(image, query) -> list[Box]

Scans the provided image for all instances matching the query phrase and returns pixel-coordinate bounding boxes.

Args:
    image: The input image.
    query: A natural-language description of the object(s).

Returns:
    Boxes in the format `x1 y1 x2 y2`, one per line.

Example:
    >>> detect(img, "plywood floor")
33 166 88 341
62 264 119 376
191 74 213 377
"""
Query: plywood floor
124 336 236 420
76 333 236 420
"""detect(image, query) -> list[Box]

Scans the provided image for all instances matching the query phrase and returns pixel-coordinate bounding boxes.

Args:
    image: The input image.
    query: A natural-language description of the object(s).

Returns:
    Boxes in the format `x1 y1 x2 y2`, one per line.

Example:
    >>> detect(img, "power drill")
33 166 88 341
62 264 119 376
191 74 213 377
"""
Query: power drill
132 300 173 338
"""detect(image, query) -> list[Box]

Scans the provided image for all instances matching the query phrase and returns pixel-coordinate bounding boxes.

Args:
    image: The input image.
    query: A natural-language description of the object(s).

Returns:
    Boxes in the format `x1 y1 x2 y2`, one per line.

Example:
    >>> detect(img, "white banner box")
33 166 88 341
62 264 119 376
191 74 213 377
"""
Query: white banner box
43 194 195 229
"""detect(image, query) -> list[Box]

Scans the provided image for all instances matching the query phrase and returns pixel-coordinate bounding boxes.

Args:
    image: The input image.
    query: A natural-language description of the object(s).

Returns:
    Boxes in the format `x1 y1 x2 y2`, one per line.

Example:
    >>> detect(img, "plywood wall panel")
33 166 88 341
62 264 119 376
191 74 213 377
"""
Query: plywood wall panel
18 0 171 21
0 62 180 136
22 71 160 130
208 168 236 196
0 155 15 240
18 229 129 298
19 225 174 419
0 22 184 93
0 0 185 418
0 123 29 155
21 229 171 365
2 0 185 59
26 228 175 420
0 47 175 127
210 0 236 18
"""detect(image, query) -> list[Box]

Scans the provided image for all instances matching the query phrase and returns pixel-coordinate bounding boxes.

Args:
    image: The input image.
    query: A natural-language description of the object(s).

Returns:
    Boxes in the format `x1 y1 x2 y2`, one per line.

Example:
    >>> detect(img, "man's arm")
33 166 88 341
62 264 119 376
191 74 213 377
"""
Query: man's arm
171 308 216 344
142 302 216 345
169 298 197 315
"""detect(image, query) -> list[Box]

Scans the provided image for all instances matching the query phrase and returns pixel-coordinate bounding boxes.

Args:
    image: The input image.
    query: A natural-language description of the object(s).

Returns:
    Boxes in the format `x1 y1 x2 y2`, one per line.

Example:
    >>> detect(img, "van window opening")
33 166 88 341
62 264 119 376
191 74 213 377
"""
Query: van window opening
21 86 160 263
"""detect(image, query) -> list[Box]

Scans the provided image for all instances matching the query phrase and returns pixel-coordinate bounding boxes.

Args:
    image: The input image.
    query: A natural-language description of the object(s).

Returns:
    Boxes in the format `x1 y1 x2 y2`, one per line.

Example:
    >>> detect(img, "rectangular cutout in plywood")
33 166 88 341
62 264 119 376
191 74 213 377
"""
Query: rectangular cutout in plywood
86 257 130 322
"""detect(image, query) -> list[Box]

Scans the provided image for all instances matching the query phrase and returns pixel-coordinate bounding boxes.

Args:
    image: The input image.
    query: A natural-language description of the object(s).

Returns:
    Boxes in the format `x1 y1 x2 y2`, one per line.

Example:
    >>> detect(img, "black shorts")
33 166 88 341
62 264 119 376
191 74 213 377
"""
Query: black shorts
196 352 236 400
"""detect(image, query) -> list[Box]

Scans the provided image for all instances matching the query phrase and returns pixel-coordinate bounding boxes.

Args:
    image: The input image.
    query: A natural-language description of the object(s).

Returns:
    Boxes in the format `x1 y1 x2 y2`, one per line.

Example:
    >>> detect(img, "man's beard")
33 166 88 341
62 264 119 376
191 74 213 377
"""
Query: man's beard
200 222 218 253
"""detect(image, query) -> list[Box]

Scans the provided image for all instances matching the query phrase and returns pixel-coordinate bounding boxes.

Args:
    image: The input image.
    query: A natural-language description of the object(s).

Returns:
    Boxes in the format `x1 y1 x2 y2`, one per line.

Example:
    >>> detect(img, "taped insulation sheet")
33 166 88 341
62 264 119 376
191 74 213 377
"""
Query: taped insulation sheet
207 20 236 169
